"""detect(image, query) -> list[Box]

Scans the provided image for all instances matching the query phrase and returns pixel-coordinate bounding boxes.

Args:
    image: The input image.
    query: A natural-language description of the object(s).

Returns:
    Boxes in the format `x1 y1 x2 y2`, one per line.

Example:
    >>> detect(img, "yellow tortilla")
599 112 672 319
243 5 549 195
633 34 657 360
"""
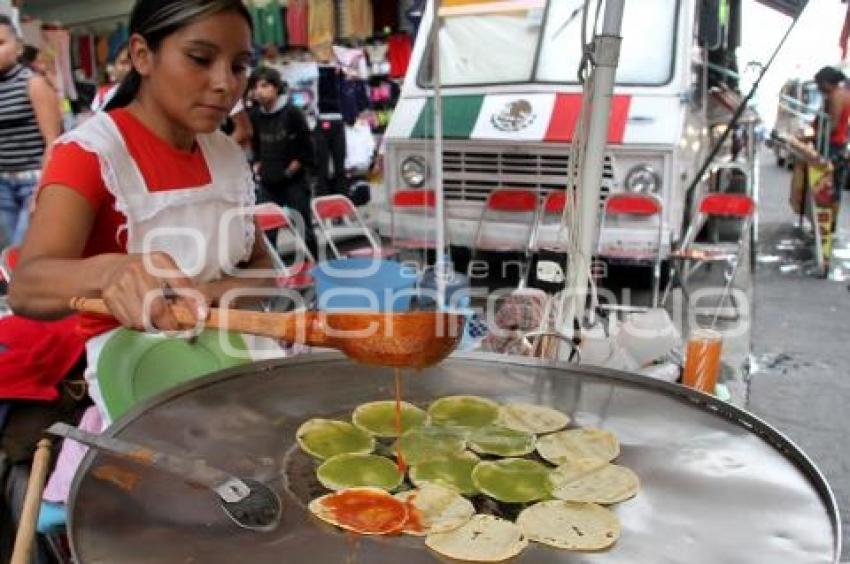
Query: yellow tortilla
517 500 620 551
536 427 620 465
548 458 640 504
425 514 528 562
497 403 570 434
394 484 475 535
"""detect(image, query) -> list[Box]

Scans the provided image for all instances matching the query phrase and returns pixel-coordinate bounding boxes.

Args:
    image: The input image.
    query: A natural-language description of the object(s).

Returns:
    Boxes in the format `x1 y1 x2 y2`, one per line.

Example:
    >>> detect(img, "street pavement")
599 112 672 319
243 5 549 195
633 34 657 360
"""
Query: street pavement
748 151 850 560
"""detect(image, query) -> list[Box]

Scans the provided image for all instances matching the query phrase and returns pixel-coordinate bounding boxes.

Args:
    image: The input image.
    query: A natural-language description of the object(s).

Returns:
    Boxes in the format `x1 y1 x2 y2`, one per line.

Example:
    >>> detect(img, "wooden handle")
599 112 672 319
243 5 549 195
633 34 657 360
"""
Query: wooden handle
11 439 52 564
69 298 329 347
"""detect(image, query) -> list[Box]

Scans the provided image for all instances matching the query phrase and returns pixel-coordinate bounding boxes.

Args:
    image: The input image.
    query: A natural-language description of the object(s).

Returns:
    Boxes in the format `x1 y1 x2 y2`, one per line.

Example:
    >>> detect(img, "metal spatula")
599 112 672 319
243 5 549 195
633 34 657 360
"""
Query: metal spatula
47 423 281 532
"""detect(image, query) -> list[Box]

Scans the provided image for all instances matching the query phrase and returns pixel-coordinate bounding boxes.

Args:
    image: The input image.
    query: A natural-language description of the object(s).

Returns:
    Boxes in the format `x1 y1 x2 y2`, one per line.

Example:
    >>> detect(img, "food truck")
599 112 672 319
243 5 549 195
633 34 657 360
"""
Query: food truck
375 0 762 262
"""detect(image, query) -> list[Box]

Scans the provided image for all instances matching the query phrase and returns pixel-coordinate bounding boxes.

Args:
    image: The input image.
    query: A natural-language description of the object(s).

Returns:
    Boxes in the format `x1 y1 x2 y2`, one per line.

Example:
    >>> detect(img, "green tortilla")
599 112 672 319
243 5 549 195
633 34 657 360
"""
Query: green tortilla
316 453 404 491
468 425 536 457
296 418 375 460
428 396 500 429
352 400 428 438
471 459 551 503
409 451 481 496
393 426 467 466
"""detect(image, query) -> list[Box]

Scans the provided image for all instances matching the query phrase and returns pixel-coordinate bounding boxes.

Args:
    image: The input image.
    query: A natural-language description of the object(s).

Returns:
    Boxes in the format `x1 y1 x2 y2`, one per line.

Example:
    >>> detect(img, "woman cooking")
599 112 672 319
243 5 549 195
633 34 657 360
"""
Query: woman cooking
8 0 276 418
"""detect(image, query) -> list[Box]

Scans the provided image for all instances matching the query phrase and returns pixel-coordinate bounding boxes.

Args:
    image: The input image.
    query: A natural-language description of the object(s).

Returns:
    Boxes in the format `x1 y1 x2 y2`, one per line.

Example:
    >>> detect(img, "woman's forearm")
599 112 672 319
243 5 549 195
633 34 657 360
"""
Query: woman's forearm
8 253 130 320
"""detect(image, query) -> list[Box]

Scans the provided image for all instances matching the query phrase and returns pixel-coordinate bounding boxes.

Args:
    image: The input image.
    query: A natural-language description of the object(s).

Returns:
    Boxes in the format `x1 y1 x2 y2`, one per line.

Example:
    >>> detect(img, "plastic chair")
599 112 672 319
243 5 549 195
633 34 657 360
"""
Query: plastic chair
469 189 539 289
311 194 395 260
661 193 755 323
253 203 315 291
390 189 441 264
597 193 665 307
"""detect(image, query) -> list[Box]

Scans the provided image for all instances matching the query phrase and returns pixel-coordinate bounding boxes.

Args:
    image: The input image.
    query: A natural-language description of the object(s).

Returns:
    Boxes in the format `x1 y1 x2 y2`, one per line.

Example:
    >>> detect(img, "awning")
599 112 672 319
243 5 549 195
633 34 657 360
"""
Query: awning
754 0 807 17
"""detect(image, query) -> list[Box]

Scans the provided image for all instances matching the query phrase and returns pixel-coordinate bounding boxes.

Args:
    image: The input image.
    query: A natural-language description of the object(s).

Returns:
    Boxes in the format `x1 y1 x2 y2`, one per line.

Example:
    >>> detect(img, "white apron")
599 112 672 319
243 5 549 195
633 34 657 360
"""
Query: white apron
55 112 281 424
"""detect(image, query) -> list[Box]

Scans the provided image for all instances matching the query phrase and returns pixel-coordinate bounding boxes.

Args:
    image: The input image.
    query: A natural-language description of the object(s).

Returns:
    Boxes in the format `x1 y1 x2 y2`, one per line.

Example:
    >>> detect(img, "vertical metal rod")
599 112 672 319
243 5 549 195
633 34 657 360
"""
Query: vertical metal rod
431 0 447 308
569 0 625 327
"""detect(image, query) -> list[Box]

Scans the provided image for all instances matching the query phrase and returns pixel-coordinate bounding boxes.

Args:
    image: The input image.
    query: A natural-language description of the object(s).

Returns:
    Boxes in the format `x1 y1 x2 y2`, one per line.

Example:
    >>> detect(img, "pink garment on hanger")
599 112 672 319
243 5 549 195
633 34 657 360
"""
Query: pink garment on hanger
42 28 77 100
287 0 309 46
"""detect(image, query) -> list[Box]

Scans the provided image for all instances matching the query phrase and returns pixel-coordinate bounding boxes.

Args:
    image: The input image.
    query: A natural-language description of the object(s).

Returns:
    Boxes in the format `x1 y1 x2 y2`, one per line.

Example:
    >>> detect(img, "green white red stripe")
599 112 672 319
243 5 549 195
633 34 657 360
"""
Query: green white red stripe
388 93 681 145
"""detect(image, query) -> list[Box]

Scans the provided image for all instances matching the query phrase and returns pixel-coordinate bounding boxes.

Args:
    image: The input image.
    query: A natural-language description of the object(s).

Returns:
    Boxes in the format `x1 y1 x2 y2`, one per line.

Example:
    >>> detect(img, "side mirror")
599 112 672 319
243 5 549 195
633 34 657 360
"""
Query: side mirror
698 0 724 50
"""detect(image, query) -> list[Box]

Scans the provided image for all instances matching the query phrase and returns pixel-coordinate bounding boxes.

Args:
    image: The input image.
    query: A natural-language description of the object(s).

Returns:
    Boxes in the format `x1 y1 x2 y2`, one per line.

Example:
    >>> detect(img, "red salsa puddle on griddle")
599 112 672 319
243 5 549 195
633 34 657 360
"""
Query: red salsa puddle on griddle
322 489 408 534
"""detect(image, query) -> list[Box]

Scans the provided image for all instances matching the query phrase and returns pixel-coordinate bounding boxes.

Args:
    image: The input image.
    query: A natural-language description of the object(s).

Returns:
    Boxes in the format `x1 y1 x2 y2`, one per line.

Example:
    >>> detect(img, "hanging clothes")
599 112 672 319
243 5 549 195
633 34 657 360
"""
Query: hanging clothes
108 23 129 60
387 32 412 79
249 0 286 46
77 35 95 79
287 0 309 46
339 78 370 126
315 64 346 195
336 0 373 40
280 60 320 130
95 34 109 67
308 0 336 62
364 42 390 76
332 45 368 79
345 120 376 171
42 28 77 100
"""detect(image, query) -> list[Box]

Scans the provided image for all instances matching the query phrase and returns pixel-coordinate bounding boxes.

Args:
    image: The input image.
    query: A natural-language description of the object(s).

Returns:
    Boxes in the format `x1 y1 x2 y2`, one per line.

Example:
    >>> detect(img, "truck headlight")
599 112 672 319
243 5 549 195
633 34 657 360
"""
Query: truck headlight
400 156 428 188
624 164 661 194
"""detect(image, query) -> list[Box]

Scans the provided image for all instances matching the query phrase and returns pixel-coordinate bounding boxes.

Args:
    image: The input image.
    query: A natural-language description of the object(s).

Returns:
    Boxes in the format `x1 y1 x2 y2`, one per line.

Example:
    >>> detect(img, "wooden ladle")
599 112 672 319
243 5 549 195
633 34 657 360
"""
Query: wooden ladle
70 298 464 368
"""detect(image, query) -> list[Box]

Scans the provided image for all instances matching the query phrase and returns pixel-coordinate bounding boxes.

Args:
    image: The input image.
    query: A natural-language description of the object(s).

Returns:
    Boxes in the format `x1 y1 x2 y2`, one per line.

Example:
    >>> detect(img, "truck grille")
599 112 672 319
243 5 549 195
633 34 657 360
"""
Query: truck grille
442 148 616 203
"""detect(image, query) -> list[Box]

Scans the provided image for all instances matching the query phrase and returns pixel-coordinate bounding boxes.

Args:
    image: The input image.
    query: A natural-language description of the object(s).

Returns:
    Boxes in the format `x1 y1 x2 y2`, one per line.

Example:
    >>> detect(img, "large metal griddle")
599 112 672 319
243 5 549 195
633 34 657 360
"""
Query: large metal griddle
68 353 841 563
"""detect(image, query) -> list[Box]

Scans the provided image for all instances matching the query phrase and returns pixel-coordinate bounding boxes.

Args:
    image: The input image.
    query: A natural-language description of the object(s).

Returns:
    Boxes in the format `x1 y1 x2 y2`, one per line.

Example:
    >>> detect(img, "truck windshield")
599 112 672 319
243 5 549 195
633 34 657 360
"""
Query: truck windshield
421 0 679 87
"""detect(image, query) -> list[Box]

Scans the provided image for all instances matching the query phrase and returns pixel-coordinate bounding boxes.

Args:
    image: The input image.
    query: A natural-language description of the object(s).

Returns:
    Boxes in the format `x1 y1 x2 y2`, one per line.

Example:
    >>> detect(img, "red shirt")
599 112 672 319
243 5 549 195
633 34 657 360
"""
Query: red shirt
39 108 214 338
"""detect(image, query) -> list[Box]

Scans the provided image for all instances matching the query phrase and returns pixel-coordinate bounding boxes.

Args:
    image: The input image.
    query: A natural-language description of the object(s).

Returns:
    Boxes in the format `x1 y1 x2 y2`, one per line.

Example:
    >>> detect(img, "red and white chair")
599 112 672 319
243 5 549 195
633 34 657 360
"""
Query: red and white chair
597 193 665 307
253 203 314 292
470 189 539 289
662 193 755 323
390 189 440 265
311 194 395 260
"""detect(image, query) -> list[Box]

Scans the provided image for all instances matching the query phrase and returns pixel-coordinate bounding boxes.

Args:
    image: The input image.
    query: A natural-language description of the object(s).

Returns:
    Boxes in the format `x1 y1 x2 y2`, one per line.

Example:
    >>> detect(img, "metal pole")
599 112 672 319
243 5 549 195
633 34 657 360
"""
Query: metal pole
568 0 625 328
430 0 447 308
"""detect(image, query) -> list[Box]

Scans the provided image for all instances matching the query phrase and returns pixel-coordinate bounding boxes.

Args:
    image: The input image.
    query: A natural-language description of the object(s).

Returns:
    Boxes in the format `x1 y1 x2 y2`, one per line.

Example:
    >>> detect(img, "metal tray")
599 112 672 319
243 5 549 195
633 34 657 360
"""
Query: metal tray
69 353 841 563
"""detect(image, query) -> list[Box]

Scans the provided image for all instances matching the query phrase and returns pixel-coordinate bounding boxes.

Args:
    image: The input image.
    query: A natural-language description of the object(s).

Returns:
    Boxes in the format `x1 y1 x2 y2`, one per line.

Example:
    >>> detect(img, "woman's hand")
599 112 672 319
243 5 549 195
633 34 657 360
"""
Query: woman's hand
101 251 208 332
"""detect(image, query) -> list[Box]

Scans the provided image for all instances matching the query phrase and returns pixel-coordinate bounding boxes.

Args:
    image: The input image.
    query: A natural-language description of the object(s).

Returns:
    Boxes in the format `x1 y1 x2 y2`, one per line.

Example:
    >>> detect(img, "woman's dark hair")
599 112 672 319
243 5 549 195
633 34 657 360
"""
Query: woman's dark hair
105 0 253 111
20 45 39 67
814 66 846 88
253 66 286 94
